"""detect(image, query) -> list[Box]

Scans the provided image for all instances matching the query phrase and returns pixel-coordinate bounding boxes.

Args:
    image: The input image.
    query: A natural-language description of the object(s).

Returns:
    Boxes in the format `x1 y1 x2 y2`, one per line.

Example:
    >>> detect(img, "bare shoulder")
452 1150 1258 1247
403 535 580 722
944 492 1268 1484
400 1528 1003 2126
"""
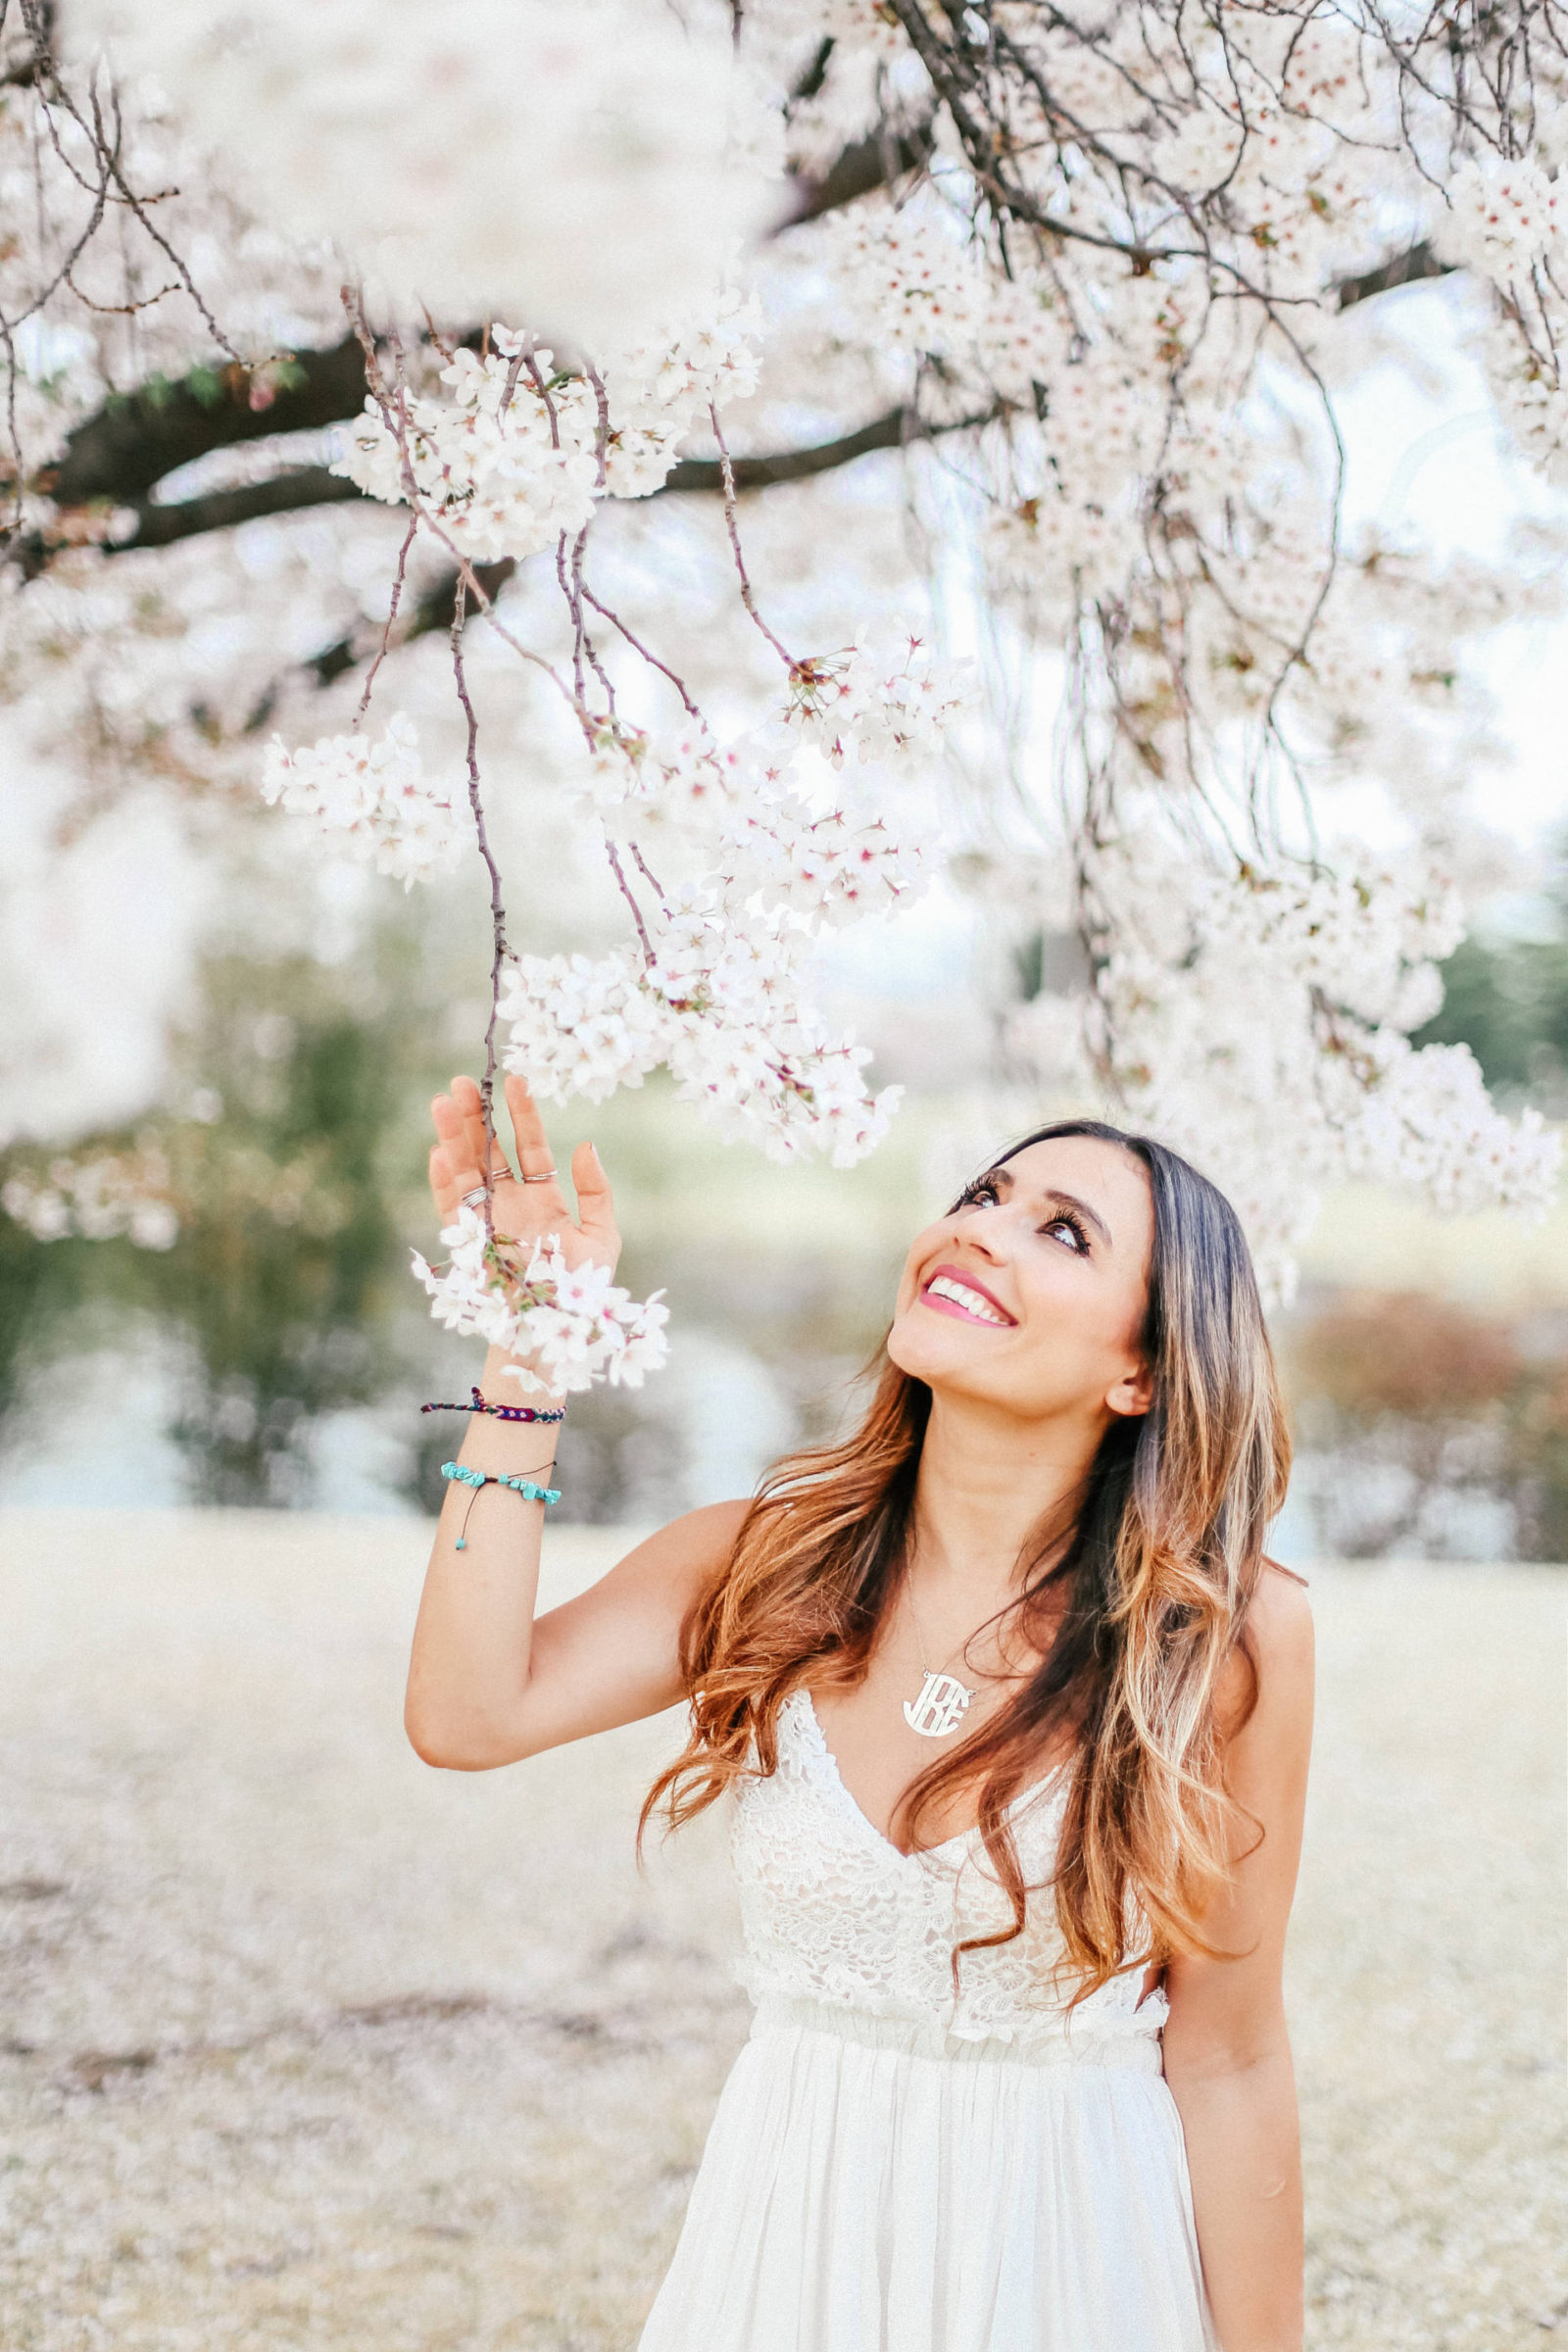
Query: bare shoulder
1250 1559 1315 1679
587 1494 753 1607
1213 1560 1314 1747
1250 1561 1316 1655
532 1494 752 1661
636 1495 752 1568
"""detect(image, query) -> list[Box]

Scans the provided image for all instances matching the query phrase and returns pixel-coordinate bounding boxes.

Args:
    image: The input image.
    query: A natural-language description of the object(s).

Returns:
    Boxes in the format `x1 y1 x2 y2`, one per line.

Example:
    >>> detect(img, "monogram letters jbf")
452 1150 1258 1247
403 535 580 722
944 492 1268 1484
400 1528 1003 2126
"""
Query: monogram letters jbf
902 1671 973 1739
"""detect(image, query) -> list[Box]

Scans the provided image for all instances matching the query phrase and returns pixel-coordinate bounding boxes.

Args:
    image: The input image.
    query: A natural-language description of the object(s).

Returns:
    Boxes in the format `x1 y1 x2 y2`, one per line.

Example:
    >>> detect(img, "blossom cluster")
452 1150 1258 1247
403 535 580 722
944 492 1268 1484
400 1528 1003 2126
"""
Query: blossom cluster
335 297 760 561
809 196 1063 402
67 0 772 348
260 716 465 887
1439 154 1565 285
577 710 933 923
1008 840 1560 1302
1 1151 178 1250
775 628 978 769
499 915 903 1169
411 1209 668 1394
5 0 1566 1376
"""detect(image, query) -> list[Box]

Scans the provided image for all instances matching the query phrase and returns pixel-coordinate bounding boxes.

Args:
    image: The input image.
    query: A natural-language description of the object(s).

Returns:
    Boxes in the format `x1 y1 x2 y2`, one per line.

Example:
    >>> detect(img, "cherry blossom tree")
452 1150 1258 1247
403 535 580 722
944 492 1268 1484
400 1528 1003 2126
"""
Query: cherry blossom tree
2 0 1564 1359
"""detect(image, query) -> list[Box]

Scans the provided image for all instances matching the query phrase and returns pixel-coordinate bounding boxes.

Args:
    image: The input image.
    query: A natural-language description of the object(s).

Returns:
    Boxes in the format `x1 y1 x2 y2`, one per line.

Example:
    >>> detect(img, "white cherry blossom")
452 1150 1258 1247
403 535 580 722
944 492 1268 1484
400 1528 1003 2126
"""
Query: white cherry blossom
410 1212 668 1393
260 717 465 888
5 0 1567 1376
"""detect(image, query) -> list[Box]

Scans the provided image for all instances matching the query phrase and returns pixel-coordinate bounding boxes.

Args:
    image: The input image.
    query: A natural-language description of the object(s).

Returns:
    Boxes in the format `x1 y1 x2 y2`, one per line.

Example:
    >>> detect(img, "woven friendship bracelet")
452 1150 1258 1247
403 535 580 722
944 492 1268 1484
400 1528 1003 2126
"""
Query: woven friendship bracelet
422 1388 565 1425
440 1459 563 1548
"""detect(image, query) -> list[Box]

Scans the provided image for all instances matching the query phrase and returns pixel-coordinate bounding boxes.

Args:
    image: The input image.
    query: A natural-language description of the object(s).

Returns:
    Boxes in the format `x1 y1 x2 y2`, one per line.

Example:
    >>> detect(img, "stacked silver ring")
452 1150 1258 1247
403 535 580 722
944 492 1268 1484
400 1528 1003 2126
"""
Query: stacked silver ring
461 1172 556 1208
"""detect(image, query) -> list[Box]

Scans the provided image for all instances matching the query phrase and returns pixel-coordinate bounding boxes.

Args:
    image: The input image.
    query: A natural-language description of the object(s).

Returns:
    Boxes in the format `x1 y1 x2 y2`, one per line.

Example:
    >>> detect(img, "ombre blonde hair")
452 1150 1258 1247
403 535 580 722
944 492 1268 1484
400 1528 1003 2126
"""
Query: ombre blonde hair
643 1122 1293 2000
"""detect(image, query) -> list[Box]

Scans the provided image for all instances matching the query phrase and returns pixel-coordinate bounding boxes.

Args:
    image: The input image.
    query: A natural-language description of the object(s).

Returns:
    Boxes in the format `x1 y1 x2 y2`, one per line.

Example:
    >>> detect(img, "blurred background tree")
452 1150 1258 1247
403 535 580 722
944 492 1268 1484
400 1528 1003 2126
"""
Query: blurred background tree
1412 851 1568 1110
5 850 1568 1549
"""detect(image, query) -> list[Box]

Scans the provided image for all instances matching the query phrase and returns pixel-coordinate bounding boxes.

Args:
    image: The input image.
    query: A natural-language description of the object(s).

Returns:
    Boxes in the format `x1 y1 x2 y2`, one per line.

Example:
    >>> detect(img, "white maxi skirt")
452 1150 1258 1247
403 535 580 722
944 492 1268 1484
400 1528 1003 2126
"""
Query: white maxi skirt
638 1995 1216 2352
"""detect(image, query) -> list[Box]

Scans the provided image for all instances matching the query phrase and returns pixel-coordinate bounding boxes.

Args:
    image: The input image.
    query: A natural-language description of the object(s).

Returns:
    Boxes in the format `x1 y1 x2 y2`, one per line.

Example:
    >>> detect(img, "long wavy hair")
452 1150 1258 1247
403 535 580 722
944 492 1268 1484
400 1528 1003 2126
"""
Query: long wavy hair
642 1120 1292 1999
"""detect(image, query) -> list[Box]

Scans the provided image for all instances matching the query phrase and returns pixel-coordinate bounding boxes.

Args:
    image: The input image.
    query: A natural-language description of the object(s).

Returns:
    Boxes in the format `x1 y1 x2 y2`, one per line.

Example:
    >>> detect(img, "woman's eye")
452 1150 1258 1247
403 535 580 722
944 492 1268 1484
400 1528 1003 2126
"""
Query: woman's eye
1044 1217 1087 1252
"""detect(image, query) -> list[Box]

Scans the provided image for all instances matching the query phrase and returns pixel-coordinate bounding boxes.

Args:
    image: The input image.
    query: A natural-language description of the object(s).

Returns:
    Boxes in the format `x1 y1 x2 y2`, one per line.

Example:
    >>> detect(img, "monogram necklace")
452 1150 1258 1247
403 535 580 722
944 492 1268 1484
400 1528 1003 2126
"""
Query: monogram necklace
901 1578 980 1740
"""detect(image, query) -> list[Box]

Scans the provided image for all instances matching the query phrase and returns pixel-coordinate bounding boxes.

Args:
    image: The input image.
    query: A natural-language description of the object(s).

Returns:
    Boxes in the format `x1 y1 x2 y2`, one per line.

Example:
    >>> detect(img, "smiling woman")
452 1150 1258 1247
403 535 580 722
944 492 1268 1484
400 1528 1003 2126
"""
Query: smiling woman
406 1093 1312 2352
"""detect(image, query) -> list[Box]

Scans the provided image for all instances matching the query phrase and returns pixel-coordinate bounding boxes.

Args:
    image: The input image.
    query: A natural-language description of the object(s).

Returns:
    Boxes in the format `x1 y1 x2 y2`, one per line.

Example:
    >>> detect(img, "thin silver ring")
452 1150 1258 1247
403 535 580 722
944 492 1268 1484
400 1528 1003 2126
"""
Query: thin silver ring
521 1168 558 1184
460 1186 491 1210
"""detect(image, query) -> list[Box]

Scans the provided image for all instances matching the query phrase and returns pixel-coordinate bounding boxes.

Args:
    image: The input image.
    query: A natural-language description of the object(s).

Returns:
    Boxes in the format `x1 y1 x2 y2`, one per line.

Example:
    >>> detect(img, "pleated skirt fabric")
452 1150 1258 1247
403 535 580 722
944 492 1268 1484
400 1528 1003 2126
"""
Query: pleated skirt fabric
637 1997 1215 2352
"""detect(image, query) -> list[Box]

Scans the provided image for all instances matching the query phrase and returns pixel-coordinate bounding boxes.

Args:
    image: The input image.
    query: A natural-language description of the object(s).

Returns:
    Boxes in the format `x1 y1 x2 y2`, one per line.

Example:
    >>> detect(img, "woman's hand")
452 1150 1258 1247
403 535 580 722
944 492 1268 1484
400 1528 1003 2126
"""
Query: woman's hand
410 1068 731 1774
428 1070 620 1278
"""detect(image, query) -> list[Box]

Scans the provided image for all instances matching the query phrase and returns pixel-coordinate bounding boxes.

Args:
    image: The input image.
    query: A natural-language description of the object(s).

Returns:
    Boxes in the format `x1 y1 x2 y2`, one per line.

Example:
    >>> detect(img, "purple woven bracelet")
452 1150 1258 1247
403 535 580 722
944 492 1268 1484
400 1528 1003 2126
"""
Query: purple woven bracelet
421 1387 565 1425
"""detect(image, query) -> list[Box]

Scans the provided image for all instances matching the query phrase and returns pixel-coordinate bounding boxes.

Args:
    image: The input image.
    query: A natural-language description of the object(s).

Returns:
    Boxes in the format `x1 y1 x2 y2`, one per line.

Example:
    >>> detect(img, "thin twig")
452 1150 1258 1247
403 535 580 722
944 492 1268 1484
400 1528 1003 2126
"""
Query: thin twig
708 405 797 671
605 839 658 967
629 840 668 905
355 516 417 727
580 586 702 716
450 578 512 1223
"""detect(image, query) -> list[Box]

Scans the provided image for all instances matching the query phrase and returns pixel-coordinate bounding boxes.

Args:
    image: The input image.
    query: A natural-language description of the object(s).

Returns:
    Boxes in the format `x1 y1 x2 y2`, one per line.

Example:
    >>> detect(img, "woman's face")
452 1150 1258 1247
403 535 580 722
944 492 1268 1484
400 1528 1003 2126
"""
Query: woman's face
886 1135 1156 1429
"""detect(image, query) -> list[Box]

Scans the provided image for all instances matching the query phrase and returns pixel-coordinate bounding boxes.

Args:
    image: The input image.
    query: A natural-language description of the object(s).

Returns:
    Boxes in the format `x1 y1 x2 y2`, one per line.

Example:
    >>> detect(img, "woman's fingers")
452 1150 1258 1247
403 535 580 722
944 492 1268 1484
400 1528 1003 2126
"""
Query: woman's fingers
569 1138 619 1256
430 1096 490 1202
428 1144 466 1222
449 1073 511 1179
430 1075 614 1261
502 1069 561 1182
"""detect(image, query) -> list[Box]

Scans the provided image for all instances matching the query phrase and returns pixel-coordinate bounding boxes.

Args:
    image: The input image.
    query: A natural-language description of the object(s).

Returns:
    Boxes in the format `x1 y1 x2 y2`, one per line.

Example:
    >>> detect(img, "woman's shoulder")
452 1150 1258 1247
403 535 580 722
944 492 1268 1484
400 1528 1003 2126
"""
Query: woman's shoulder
1214 1558 1314 1742
1252 1557 1314 1657
585 1497 752 1620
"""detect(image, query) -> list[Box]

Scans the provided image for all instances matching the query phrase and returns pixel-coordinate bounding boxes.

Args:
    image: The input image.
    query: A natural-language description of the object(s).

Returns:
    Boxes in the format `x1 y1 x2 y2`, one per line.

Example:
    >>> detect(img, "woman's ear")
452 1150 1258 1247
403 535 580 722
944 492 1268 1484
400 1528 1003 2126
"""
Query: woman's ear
1105 1355 1154 1420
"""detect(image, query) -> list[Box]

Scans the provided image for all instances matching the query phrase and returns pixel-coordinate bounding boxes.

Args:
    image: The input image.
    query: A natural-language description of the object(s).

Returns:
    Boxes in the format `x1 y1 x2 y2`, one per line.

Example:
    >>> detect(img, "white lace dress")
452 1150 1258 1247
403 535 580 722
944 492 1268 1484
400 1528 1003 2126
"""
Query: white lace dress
637 1690 1215 2352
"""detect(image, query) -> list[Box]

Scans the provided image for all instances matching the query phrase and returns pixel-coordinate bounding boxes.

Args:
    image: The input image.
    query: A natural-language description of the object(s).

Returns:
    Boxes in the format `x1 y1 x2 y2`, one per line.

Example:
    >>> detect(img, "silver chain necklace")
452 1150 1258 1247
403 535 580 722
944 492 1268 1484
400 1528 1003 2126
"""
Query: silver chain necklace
902 1577 979 1740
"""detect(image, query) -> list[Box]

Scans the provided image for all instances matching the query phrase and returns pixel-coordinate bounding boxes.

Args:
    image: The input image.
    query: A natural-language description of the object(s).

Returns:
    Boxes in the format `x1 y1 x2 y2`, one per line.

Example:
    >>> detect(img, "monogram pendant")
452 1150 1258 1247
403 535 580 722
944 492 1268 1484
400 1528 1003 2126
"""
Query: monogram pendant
903 1670 975 1739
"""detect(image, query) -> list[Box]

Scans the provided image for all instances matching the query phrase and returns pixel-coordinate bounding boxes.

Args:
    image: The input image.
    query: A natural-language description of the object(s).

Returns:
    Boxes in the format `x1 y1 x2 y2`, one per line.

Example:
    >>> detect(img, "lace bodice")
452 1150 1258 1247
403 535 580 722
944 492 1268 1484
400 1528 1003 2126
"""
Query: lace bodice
730 1690 1166 2059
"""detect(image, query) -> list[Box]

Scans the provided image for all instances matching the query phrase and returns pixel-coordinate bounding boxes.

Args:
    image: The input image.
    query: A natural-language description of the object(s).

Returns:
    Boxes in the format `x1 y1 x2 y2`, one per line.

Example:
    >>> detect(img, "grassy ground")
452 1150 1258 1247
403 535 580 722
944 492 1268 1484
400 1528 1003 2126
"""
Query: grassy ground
0 1510 1562 2350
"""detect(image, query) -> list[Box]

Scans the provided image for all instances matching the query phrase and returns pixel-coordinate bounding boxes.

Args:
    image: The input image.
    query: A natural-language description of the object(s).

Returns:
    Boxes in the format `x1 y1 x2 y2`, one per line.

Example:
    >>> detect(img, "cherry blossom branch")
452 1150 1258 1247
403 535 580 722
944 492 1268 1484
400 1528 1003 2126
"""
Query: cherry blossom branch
342 290 586 721
355 516 417 726
604 839 658 966
580 585 702 716
449 581 511 1205
709 405 797 671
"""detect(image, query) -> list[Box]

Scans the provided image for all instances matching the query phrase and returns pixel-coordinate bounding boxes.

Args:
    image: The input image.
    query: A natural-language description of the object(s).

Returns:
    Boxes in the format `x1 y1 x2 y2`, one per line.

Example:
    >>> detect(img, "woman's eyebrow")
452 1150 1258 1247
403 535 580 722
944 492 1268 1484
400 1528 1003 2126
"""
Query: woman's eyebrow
1042 1187 1112 1248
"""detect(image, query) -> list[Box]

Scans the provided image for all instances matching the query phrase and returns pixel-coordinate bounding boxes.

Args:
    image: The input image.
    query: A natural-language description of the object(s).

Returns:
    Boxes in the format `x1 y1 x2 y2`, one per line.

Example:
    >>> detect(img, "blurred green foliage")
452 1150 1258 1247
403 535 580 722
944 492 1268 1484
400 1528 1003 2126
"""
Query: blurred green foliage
1412 932 1568 1101
0 928 444 1504
1413 849 1568 1106
4 855 1566 1544
157 967 416 1502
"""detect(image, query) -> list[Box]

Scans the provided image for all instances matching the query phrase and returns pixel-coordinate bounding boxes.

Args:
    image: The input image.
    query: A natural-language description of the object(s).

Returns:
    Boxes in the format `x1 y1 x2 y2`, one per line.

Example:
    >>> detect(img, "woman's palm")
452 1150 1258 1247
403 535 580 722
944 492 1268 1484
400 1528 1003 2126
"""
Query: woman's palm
427 1071 619 1275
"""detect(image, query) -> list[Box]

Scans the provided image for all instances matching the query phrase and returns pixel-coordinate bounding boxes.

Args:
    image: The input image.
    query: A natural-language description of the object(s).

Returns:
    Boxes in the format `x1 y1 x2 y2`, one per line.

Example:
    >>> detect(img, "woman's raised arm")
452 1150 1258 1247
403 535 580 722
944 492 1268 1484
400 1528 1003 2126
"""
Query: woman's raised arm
403 1070 745 1771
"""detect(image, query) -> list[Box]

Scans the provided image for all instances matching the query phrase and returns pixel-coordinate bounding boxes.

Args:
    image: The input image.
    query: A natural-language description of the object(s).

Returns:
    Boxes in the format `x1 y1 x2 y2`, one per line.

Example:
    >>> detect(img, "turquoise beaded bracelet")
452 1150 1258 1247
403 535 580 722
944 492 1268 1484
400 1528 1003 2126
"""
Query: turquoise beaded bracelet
441 1458 562 1547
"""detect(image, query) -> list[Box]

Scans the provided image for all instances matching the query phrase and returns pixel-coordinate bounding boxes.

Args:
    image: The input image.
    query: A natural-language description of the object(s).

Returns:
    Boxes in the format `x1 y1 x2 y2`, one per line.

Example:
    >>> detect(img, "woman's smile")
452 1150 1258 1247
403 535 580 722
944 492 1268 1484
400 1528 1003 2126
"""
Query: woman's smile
919 1265 1017 1327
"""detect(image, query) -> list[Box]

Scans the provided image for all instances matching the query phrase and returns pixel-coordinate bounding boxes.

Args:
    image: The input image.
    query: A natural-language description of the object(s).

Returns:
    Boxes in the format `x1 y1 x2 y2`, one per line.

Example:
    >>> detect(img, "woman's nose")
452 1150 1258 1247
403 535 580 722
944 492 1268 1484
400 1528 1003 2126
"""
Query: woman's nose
954 1206 1007 1261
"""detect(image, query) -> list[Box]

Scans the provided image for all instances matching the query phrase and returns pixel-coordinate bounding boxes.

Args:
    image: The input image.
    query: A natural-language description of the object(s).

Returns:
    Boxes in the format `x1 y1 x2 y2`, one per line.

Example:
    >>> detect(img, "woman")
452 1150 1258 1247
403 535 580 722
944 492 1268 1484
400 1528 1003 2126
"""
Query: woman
407 1071 1314 2352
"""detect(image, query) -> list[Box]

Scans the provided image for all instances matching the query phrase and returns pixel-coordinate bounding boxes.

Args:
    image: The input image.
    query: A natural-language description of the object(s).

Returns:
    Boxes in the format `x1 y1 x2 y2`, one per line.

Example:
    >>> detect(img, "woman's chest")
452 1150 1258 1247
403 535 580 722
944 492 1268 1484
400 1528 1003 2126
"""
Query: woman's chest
728 1696 1078 2026
807 1655 1070 1854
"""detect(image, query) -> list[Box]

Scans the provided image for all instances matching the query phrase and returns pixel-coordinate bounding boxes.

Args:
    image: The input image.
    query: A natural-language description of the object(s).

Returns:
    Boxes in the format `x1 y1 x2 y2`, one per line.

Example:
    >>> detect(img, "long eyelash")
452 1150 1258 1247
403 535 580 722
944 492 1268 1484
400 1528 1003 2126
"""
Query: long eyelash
956 1178 1087 1252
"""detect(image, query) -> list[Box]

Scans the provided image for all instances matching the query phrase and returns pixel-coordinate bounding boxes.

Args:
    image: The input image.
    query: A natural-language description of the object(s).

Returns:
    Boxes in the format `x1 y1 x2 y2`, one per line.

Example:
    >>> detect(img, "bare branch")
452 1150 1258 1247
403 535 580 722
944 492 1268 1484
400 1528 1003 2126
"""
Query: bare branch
662 403 985 493
301 556 515 690
48 336 369 507
778 118 936 227
1335 240 1453 310
710 404 798 670
20 400 995 584
123 465 362 549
